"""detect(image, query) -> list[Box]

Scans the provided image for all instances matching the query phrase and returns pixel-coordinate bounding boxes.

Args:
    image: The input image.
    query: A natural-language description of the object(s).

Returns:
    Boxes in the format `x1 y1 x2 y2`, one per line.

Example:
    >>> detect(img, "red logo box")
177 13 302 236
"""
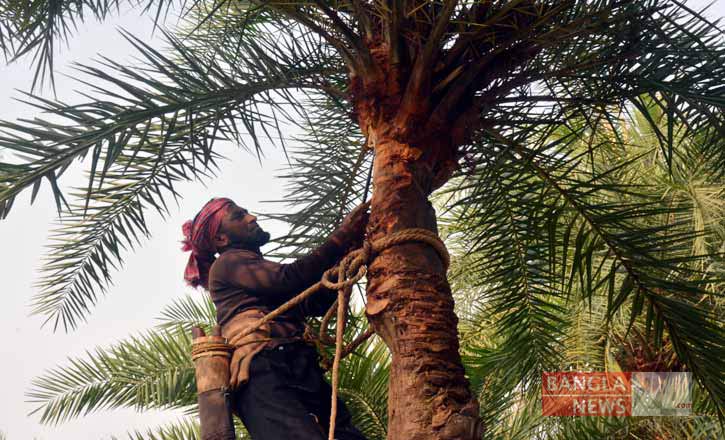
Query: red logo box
542 372 632 416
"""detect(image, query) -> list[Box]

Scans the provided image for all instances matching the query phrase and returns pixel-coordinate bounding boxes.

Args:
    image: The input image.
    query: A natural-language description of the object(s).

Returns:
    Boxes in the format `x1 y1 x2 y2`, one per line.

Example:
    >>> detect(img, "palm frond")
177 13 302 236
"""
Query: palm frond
120 418 199 440
543 2 725 168
0 0 226 90
156 293 217 334
499 124 724 412
263 91 369 259
0 25 338 217
32 133 221 331
442 142 569 384
1 0 122 89
27 327 196 425
336 337 389 440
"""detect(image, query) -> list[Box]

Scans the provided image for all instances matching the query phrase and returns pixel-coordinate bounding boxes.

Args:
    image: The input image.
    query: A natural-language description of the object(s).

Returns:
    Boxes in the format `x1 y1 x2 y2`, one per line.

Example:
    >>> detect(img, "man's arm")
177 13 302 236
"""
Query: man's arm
219 202 370 304
222 238 346 300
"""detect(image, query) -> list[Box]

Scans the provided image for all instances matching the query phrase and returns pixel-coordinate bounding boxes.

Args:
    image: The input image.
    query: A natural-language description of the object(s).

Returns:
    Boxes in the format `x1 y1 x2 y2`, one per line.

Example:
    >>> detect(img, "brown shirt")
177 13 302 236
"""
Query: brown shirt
208 237 347 340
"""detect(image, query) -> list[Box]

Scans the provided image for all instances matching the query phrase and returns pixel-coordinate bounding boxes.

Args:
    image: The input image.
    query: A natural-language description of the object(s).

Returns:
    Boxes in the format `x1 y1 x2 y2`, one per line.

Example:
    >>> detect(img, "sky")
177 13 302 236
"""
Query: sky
1 1 724 439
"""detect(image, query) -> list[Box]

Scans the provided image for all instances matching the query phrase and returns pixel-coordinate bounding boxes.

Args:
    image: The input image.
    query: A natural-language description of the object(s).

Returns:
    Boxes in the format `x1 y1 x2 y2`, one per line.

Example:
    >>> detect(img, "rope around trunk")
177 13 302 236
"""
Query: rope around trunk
224 227 449 440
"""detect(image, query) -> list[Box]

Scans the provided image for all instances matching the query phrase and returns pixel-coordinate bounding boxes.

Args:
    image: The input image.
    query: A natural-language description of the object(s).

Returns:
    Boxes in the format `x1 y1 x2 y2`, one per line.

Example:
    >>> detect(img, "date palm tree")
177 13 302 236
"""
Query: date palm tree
23 97 725 439
27 98 725 437
2 1 725 438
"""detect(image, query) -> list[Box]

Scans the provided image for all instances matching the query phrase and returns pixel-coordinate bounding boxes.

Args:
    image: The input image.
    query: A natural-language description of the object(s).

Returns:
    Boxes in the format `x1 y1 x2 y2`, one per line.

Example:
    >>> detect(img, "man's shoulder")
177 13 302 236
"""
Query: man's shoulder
210 249 262 289
214 249 262 268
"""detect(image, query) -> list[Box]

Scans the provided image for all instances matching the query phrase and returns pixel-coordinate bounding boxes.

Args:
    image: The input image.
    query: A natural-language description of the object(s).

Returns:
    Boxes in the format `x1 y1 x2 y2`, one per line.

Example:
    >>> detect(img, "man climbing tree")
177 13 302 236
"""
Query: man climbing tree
182 197 369 439
2 1 725 439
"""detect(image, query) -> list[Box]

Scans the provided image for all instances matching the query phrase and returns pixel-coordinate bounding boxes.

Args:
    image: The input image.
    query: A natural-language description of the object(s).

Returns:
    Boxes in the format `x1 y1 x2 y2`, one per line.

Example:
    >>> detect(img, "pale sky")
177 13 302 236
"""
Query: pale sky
1 1 724 439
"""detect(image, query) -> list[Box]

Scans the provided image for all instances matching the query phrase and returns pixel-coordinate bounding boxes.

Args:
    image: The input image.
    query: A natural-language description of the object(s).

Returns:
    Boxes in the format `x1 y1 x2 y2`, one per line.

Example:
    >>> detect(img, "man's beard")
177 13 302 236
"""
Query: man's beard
249 229 271 248
229 228 270 250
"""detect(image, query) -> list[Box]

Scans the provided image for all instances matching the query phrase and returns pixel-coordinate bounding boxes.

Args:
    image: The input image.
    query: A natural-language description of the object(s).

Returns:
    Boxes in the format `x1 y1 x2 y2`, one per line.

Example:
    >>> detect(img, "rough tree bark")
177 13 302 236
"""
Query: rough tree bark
361 123 481 439
347 31 485 437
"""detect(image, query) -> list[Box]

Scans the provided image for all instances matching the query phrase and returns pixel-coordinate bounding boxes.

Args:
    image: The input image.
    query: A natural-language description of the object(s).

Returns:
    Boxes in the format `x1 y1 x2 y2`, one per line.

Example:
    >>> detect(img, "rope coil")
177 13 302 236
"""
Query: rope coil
192 351 233 361
191 340 234 362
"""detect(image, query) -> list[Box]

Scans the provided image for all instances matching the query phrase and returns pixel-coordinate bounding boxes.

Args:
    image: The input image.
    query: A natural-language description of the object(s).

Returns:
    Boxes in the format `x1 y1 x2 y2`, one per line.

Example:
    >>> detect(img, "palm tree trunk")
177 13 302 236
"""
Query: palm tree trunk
365 126 481 440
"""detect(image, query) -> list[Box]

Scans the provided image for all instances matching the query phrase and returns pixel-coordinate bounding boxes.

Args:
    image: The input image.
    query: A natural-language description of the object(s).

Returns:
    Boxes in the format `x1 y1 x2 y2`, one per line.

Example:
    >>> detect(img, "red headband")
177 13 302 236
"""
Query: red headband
182 198 234 289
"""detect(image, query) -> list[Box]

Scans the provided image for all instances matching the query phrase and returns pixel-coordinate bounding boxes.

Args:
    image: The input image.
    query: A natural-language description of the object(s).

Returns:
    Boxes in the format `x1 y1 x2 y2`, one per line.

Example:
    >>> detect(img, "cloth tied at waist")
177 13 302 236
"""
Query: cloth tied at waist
222 308 302 389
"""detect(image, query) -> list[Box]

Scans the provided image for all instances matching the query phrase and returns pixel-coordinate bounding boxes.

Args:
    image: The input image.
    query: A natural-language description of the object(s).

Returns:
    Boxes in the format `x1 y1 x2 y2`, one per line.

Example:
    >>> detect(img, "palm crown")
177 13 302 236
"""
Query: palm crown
1 0 724 438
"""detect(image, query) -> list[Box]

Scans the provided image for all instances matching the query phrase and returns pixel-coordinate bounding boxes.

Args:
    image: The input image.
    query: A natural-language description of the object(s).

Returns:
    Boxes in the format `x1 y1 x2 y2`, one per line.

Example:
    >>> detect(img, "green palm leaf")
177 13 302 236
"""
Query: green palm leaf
449 101 724 432
120 418 200 440
336 337 389 440
120 417 252 440
264 91 369 259
156 293 217 334
27 327 196 425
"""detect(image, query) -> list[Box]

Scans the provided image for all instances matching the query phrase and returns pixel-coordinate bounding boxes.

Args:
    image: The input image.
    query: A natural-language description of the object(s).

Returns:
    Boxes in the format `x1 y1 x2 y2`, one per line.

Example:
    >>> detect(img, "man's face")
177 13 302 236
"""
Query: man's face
217 203 270 249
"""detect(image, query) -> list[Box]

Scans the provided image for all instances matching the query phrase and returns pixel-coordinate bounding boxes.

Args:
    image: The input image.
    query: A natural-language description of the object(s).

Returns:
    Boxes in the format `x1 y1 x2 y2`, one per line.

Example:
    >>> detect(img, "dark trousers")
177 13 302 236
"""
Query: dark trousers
232 341 367 440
